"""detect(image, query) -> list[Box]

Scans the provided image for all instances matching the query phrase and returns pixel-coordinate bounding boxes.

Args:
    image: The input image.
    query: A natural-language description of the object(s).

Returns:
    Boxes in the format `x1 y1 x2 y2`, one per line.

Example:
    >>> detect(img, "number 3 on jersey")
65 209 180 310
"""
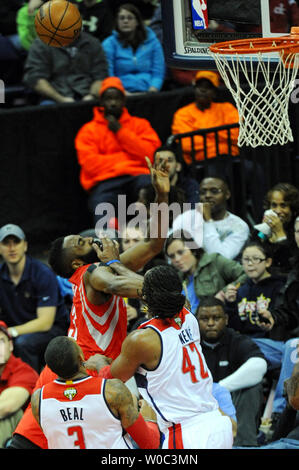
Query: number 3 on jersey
68 425 86 449
182 342 209 383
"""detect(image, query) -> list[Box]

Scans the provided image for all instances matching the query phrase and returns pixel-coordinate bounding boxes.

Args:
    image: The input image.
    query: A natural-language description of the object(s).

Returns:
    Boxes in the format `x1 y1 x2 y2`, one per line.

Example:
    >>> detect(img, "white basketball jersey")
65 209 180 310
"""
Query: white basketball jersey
136 308 218 431
39 376 132 449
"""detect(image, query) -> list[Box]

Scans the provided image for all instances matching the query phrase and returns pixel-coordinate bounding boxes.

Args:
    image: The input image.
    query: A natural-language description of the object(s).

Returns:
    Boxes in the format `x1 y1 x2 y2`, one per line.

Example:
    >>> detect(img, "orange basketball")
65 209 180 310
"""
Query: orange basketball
34 0 82 47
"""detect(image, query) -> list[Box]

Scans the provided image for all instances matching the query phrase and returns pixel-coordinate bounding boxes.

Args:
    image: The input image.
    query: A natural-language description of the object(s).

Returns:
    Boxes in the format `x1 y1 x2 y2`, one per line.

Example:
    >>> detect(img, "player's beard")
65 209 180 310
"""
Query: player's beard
80 249 99 265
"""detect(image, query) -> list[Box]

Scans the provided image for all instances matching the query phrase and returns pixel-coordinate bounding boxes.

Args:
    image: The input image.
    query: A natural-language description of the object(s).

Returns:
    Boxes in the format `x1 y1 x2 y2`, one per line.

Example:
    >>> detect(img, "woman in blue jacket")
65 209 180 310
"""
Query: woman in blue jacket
102 3 165 94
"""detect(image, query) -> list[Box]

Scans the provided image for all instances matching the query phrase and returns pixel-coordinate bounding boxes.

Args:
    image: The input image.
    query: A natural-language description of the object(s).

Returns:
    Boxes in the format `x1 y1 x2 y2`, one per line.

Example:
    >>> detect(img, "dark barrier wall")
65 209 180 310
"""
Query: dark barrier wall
0 86 298 249
0 87 195 247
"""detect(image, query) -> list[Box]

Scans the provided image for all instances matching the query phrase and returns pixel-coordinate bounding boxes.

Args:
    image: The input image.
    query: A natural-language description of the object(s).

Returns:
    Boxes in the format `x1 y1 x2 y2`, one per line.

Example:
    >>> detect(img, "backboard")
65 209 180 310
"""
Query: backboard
161 0 295 70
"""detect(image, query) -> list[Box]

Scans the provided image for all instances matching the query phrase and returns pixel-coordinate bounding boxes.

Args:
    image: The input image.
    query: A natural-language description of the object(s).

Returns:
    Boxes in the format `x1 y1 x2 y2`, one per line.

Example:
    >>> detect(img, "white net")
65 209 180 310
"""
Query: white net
209 50 299 147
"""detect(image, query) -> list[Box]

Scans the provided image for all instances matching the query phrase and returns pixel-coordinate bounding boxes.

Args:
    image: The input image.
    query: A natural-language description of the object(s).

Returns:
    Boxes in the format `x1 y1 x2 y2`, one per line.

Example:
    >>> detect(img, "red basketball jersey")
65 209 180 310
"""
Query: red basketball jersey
68 265 127 360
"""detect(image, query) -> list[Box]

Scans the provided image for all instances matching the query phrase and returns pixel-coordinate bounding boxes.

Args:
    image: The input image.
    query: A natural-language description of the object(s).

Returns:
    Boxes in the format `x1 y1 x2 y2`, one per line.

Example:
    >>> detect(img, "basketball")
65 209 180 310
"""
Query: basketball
34 0 82 48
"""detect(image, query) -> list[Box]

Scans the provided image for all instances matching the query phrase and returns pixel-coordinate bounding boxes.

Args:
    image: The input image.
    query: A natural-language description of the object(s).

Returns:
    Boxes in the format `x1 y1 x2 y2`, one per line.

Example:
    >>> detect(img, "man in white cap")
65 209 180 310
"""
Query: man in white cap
0 224 69 372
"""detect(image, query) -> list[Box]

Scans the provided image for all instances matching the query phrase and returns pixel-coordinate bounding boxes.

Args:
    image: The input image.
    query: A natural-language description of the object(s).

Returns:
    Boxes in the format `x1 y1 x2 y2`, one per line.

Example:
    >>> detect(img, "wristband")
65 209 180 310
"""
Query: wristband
106 259 121 266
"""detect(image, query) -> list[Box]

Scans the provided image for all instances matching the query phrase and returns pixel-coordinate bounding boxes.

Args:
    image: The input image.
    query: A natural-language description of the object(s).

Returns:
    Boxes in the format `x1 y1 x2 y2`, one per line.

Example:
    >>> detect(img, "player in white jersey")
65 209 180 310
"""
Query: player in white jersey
96 265 234 449
30 336 160 449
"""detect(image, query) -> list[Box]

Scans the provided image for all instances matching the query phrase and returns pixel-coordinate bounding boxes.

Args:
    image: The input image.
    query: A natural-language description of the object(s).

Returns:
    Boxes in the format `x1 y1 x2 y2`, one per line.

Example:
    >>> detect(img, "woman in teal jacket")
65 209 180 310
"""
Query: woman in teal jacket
102 3 165 94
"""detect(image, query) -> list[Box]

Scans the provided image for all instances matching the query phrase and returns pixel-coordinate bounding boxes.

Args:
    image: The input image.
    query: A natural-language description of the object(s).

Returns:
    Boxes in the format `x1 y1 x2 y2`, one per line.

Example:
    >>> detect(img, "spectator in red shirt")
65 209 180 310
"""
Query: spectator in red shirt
0 321 38 448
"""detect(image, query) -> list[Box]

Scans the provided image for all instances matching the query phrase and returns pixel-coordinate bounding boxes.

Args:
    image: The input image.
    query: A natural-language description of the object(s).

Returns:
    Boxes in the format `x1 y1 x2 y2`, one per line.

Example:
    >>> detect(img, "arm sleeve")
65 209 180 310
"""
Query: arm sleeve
125 413 160 449
212 382 237 421
219 357 267 392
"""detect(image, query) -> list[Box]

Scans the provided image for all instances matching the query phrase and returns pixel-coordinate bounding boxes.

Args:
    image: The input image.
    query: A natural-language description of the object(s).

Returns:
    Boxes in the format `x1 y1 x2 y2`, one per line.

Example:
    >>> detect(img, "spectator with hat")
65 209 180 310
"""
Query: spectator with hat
75 76 161 226
0 224 69 373
171 70 240 165
0 320 38 448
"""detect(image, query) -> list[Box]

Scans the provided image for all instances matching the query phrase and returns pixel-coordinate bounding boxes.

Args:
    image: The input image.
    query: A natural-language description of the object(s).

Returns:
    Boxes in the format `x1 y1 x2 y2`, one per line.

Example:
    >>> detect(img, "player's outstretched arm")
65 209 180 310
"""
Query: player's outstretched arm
119 157 170 272
98 328 161 383
104 378 160 449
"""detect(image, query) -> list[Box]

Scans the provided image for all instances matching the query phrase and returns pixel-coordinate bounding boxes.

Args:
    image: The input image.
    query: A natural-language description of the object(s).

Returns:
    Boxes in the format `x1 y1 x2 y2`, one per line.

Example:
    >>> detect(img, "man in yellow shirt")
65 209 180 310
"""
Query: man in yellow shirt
171 70 239 165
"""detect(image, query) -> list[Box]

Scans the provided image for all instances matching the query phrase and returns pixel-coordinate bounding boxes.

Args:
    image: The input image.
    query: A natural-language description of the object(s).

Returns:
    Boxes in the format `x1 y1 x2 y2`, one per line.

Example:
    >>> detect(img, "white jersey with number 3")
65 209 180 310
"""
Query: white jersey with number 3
39 376 132 449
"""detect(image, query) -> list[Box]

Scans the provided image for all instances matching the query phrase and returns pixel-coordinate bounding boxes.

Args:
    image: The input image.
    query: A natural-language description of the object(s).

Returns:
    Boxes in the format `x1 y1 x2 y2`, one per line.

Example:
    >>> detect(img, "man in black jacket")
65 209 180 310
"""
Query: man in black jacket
197 296 267 447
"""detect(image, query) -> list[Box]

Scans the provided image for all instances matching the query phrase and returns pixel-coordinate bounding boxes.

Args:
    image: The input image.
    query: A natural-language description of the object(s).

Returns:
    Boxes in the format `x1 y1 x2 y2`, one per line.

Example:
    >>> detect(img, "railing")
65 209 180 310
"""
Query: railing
167 123 297 225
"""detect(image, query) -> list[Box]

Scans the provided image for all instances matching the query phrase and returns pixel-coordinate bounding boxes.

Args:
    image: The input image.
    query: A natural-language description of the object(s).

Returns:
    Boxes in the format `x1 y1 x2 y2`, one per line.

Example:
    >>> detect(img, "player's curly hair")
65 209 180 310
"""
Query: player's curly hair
142 265 186 319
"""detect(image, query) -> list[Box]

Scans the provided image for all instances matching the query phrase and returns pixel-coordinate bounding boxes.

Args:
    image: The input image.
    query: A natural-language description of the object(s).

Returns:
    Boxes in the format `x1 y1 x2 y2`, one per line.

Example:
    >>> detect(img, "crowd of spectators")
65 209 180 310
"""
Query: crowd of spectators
0 0 299 450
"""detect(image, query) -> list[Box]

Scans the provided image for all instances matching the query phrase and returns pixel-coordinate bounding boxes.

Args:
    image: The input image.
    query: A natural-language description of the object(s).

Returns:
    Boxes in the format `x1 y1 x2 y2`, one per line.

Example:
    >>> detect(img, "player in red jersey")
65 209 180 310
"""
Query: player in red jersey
47 157 169 361
9 157 169 449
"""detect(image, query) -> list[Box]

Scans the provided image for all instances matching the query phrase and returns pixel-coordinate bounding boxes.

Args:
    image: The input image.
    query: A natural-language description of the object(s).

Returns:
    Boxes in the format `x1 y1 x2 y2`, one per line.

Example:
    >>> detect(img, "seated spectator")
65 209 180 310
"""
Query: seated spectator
23 30 108 104
74 76 161 226
241 216 299 431
171 70 239 165
0 321 38 448
170 176 250 260
164 233 247 314
253 182 299 278
197 297 267 447
136 183 187 230
102 3 165 94
154 144 200 206
73 0 115 42
224 241 286 342
0 224 69 372
134 144 200 230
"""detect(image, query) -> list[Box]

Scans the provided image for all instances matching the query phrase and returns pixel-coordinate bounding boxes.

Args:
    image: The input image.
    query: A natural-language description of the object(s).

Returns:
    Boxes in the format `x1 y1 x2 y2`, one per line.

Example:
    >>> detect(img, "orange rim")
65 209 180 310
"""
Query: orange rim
209 27 299 55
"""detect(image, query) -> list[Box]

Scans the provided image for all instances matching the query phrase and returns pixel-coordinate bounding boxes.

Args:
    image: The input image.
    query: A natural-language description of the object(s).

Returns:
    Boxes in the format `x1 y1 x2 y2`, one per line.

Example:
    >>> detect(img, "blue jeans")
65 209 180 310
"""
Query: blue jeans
13 323 69 372
253 337 299 413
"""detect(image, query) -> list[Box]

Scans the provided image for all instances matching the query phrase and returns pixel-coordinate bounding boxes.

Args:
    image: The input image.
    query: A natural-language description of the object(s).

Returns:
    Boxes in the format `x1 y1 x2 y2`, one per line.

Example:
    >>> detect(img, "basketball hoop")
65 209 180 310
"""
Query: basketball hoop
209 27 299 147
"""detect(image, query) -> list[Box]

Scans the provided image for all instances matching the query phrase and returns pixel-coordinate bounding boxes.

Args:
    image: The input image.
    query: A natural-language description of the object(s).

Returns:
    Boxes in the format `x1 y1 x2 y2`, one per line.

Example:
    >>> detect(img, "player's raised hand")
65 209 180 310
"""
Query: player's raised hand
145 154 170 196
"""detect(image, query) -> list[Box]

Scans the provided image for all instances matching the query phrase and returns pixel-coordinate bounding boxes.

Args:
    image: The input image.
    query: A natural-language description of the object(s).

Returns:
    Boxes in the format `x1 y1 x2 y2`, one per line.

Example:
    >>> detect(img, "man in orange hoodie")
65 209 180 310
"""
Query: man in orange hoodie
171 70 239 165
75 76 161 226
